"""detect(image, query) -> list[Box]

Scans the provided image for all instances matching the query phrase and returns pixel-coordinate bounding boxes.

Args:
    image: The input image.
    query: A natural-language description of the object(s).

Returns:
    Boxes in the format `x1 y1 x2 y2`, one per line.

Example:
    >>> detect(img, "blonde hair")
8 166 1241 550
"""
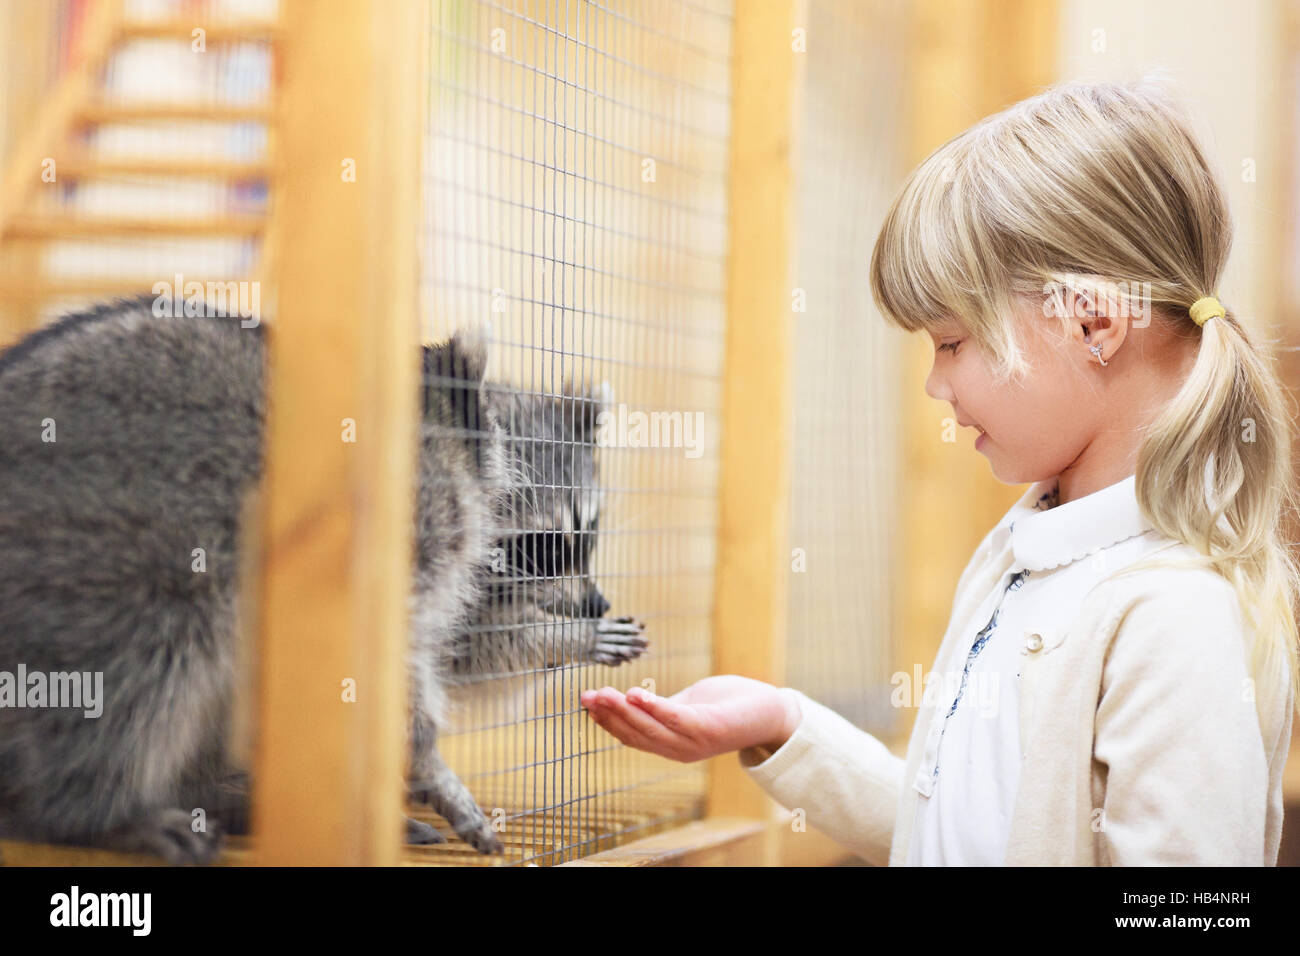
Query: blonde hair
869 78 1300 725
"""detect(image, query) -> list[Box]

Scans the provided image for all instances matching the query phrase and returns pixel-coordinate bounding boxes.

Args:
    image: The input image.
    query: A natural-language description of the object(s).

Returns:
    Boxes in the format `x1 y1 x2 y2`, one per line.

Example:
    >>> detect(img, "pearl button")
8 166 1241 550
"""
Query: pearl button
1025 632 1043 652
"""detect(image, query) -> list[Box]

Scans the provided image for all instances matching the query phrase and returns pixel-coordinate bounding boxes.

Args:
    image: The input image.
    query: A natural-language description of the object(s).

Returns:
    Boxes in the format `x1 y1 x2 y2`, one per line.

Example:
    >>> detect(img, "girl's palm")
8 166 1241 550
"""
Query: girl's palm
580 675 797 763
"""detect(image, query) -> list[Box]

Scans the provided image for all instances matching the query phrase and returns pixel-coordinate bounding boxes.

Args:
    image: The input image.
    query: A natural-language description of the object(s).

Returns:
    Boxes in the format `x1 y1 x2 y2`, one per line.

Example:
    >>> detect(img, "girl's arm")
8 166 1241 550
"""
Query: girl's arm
738 688 904 866
581 678 904 866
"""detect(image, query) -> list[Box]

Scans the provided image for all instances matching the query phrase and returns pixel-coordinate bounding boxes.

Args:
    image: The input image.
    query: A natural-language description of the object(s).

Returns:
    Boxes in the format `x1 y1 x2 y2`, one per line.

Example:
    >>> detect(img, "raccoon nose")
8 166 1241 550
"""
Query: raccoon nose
582 585 610 618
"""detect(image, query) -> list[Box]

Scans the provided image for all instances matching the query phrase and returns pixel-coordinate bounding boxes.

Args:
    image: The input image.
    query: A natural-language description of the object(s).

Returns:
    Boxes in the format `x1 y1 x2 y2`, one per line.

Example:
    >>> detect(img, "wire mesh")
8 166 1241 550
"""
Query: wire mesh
783 0 908 737
420 0 730 865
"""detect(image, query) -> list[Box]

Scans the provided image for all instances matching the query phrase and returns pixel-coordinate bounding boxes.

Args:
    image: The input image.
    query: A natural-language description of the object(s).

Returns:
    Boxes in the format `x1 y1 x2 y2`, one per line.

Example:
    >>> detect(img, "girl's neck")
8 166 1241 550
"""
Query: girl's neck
1056 447 1139 505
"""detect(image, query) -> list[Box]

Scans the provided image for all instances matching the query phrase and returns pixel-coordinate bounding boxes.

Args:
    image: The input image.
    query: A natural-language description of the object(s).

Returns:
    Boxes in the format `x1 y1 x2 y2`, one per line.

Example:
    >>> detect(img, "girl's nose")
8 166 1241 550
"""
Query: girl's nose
924 362 955 404
924 366 939 401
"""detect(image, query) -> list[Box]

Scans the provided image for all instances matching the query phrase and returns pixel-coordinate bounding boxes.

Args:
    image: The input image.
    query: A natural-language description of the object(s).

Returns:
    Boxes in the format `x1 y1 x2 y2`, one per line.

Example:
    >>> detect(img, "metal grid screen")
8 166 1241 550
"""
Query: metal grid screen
784 0 908 736
419 0 731 865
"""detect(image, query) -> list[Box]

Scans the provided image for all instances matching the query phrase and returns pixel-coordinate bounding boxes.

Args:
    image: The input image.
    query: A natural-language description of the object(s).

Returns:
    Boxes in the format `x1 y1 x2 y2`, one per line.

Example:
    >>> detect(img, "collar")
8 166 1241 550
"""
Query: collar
994 472 1154 572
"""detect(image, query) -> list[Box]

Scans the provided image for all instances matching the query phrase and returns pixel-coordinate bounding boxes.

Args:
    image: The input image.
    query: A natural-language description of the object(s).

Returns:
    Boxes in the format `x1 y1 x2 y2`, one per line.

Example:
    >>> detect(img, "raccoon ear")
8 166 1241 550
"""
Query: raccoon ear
423 328 491 468
587 380 613 438
562 377 612 440
423 329 488 405
448 326 489 381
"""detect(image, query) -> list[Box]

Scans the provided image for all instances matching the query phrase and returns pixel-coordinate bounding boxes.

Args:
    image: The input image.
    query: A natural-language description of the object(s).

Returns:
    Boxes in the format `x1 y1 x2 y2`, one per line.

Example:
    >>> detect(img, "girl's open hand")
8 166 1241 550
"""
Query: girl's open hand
579 675 801 763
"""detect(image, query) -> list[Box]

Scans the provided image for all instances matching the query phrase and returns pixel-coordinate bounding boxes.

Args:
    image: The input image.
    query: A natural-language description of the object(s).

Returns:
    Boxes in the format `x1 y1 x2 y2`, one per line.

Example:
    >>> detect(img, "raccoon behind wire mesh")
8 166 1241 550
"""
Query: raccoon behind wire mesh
0 294 644 862
413 365 650 854
449 380 648 676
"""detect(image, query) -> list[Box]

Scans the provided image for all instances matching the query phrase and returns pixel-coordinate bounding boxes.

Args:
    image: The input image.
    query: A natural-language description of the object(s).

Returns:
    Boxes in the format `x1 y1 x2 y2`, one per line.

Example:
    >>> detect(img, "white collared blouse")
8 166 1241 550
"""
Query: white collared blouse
909 473 1170 864
739 472 1294 865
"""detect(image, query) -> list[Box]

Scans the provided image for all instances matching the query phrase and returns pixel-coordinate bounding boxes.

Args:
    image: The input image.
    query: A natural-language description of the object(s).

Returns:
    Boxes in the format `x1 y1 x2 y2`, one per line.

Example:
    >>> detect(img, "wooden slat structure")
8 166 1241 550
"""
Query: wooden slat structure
705 0 800 860
251 0 426 866
3 215 266 238
0 0 122 238
0 0 277 341
0 0 1071 868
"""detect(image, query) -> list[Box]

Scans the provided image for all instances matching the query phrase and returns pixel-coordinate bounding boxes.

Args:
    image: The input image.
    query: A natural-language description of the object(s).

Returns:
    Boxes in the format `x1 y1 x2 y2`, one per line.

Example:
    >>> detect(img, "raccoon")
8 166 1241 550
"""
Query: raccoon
444 381 649 680
408 380 649 854
0 294 505 862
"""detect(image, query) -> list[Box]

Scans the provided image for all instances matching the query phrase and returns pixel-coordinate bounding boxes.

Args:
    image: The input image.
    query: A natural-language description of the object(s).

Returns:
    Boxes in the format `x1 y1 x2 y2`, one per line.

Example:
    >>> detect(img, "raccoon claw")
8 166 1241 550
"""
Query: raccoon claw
457 820 504 855
407 781 503 855
599 616 647 636
591 617 649 664
109 808 224 865
405 817 445 845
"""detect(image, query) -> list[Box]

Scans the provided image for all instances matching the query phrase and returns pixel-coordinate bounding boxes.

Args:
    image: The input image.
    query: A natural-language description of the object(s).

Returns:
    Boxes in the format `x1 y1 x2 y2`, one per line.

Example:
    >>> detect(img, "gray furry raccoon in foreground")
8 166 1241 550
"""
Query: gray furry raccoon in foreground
0 294 645 862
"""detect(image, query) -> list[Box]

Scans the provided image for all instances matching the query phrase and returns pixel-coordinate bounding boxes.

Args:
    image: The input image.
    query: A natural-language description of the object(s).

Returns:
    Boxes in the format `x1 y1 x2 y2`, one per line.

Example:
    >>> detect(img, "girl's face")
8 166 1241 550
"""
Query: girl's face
924 296 1105 487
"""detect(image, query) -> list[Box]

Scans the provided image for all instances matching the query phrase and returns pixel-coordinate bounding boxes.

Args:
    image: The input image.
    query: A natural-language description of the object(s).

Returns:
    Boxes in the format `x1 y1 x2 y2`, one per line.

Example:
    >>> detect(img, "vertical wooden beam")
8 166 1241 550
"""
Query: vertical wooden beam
708 0 802 851
254 0 425 865
981 0 1059 112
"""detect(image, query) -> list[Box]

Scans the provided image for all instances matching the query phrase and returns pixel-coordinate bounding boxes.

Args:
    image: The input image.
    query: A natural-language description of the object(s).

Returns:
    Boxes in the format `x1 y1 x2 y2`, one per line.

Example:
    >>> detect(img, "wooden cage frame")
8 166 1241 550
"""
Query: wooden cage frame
0 0 1064 868
25 0 1300 868
250 0 1065 868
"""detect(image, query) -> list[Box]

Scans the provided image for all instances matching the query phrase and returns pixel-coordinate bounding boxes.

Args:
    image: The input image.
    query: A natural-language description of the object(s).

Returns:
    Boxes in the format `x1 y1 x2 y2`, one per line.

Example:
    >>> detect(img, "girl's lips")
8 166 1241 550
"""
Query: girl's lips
976 430 988 450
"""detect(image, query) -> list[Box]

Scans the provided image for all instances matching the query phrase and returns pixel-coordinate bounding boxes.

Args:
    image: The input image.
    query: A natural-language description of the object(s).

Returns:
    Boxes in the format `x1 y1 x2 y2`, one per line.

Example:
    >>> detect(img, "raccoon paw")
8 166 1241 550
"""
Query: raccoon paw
405 817 445 845
455 816 504 855
408 783 504 855
590 616 649 665
108 808 224 865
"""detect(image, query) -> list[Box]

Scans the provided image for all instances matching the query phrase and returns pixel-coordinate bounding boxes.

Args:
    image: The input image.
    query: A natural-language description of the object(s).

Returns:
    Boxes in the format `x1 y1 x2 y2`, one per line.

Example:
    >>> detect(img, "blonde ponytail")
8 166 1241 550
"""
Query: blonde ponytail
1119 300 1300 727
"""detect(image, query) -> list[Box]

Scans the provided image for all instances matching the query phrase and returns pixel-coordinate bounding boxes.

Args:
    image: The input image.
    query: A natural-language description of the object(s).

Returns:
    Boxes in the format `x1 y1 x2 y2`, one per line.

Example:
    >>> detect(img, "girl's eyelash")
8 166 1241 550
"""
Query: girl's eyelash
937 341 961 355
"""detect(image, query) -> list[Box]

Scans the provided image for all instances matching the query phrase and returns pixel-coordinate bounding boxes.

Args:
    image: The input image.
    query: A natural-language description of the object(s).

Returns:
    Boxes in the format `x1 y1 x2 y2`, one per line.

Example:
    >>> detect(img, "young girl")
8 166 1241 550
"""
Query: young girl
579 79 1299 866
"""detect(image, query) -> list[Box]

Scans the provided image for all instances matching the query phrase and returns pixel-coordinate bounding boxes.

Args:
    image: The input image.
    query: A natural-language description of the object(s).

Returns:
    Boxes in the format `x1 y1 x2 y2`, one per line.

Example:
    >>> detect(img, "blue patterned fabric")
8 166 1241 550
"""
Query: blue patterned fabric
932 568 1031 780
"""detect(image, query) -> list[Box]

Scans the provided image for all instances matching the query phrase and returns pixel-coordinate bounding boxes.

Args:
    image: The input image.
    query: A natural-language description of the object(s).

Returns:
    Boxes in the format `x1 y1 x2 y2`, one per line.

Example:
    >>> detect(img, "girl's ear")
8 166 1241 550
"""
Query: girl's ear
1077 289 1098 318
1072 278 1128 322
1065 285 1102 321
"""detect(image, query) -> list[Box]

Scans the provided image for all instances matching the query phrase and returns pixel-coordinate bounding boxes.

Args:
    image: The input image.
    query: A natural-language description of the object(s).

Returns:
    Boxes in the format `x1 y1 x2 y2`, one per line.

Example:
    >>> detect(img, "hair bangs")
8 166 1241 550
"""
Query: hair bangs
870 139 1025 379
870 155 970 335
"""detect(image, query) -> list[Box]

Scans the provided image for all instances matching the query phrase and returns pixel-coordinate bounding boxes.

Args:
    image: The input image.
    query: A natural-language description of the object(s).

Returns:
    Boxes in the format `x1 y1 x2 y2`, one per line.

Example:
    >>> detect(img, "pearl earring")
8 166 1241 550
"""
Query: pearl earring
1089 344 1107 367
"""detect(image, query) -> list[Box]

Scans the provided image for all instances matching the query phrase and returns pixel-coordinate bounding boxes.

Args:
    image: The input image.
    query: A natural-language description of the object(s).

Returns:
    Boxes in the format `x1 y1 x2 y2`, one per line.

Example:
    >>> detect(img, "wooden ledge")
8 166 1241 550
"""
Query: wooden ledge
556 818 765 866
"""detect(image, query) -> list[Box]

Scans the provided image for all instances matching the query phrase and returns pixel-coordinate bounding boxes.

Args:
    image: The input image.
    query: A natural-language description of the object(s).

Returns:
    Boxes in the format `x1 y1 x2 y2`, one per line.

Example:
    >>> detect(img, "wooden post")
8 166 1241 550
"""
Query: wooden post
707 0 802 855
253 0 425 865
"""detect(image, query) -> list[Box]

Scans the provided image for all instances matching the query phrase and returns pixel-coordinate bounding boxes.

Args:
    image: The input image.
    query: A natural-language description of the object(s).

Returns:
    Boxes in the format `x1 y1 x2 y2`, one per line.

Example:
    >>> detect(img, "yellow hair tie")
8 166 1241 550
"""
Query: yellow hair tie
1190 296 1225 327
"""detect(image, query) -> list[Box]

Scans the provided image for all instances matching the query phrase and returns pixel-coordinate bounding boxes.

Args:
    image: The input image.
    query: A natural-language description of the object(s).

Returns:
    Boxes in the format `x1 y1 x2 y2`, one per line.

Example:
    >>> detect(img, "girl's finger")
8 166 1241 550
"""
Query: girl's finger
579 686 619 711
626 686 703 743
583 688 648 745
588 688 686 759
606 688 690 755
588 698 658 753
